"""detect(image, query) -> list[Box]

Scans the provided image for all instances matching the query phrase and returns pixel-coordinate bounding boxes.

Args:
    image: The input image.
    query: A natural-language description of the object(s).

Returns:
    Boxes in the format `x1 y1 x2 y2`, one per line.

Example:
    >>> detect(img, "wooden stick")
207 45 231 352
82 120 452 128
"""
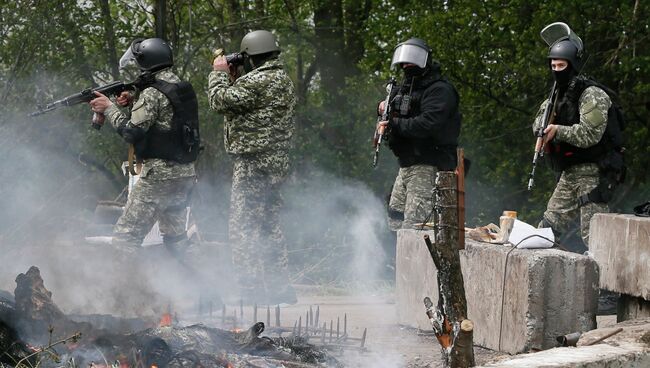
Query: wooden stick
456 148 466 250
267 305 271 327
297 316 302 337
583 327 624 346
309 305 314 327
329 320 333 342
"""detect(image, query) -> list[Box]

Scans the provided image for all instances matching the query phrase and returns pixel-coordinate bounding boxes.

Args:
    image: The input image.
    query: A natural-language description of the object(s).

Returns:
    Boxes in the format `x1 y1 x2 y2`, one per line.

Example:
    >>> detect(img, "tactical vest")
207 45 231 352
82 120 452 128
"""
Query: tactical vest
547 77 624 172
136 79 200 164
387 74 460 170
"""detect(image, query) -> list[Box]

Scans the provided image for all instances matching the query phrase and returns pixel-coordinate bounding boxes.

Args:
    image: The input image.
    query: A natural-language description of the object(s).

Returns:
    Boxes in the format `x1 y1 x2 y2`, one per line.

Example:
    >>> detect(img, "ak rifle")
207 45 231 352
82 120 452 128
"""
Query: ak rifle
527 82 558 190
30 80 138 129
373 78 396 168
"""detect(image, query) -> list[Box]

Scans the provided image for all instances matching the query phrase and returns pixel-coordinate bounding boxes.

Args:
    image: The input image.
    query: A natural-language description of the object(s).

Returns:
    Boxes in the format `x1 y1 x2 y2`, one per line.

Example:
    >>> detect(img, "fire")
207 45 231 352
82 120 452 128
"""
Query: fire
159 313 172 327
230 328 242 333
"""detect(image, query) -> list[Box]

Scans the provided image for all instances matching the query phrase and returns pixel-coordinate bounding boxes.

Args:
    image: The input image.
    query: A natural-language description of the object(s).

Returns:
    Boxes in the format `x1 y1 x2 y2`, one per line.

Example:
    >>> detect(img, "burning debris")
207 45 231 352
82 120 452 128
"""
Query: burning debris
0 267 347 368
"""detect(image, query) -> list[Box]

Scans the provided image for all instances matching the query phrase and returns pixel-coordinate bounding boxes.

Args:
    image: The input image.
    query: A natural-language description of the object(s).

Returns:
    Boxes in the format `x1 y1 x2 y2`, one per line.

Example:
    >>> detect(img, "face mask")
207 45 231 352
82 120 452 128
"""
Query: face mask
403 65 425 78
243 55 254 73
552 65 575 87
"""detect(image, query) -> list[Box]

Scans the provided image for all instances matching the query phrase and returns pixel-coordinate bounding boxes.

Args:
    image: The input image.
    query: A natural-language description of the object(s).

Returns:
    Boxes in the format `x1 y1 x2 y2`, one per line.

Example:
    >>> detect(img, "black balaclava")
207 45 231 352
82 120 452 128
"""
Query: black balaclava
403 65 426 78
243 54 255 73
552 63 576 90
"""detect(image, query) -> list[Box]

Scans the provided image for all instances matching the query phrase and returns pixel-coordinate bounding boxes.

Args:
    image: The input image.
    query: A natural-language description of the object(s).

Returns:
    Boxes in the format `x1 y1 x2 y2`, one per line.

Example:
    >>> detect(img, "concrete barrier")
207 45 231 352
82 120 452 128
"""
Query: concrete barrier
395 229 598 353
590 214 650 300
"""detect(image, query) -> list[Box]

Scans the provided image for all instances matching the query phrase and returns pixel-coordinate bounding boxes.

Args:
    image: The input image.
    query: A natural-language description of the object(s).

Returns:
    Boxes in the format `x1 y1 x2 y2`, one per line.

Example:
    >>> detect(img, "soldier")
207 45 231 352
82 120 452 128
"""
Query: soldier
208 30 297 304
377 38 461 230
534 29 624 249
89 38 200 252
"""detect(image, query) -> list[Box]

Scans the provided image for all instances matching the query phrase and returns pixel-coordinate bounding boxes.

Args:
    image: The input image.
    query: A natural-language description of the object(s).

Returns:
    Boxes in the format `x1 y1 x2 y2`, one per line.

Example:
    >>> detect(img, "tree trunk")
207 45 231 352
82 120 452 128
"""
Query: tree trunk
58 1 94 85
423 171 475 367
154 0 167 40
312 0 346 106
97 0 120 80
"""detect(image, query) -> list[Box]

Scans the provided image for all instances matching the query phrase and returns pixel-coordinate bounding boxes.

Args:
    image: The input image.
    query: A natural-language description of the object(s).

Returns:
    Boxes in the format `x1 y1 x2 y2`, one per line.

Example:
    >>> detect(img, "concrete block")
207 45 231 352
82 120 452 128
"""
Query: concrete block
395 229 599 353
590 214 650 300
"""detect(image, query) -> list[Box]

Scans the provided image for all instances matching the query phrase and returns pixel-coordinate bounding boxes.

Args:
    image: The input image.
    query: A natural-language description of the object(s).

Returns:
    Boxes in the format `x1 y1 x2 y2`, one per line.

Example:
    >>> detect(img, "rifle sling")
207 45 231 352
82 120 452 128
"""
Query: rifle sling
127 144 142 176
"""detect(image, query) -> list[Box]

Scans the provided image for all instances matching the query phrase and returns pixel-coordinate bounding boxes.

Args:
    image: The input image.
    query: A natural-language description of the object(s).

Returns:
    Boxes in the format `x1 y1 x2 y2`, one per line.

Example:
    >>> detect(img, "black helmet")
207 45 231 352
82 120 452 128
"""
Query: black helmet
391 38 431 68
120 38 173 72
548 39 583 70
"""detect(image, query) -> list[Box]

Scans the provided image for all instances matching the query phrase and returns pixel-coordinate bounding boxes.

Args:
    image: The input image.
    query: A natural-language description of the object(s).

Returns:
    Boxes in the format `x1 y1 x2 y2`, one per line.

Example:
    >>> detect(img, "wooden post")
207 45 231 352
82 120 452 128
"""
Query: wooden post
423 171 475 367
456 148 466 250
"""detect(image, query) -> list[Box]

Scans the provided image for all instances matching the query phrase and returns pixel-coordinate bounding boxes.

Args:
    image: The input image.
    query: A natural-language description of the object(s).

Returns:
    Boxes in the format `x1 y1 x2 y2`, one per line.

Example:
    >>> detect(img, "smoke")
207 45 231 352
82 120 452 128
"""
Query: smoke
282 168 392 290
0 115 394 316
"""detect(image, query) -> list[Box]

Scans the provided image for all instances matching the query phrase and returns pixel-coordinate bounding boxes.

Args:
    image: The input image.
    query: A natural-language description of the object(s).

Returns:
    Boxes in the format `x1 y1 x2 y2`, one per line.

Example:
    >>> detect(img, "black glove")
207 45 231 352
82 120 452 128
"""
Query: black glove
117 125 146 144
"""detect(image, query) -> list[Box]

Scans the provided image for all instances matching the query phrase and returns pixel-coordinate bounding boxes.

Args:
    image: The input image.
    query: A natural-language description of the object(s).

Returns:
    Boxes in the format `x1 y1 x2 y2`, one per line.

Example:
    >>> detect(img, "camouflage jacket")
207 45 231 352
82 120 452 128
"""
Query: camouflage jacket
208 58 296 155
105 69 196 180
533 85 611 175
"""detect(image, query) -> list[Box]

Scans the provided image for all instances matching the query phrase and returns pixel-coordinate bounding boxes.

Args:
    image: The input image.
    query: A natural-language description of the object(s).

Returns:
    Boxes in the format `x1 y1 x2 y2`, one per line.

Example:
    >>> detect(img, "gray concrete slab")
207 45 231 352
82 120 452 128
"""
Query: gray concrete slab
478 319 650 368
590 214 650 300
395 229 599 354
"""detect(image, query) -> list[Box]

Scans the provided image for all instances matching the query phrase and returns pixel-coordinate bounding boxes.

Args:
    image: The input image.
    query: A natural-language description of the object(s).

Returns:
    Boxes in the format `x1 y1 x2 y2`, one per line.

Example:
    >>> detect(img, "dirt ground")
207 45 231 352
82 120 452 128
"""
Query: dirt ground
185 288 510 367
189 288 619 368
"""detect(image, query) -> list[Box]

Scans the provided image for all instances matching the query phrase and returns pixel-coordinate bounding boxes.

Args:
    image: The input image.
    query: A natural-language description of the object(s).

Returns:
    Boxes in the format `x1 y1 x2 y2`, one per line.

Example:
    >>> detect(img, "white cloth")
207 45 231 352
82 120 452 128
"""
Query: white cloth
508 219 554 249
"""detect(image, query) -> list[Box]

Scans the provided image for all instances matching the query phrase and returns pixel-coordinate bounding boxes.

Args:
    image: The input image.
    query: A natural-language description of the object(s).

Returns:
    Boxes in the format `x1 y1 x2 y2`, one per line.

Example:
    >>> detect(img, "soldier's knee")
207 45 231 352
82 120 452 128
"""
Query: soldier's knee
387 208 404 232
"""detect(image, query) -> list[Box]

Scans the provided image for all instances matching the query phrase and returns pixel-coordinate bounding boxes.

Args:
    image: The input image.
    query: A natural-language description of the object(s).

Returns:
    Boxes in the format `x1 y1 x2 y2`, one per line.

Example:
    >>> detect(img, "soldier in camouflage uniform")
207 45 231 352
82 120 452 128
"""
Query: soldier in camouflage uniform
533 37 615 248
208 30 297 304
90 38 198 251
377 38 461 230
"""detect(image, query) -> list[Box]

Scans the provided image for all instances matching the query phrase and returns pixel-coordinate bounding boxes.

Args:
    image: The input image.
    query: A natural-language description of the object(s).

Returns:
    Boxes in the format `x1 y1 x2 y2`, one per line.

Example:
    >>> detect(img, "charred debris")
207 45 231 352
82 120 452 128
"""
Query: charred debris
0 266 368 368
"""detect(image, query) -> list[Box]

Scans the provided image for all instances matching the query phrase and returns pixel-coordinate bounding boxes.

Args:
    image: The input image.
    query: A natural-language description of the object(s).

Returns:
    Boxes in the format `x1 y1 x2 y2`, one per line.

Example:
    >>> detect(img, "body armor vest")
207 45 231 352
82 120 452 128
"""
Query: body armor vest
547 77 623 172
387 73 460 170
135 79 200 164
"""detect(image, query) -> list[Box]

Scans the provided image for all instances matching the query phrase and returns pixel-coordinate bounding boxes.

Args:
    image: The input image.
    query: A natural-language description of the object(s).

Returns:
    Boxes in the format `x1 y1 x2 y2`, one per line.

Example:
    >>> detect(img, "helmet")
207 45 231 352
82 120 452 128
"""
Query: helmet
240 30 280 56
391 38 431 68
548 39 583 70
119 38 173 72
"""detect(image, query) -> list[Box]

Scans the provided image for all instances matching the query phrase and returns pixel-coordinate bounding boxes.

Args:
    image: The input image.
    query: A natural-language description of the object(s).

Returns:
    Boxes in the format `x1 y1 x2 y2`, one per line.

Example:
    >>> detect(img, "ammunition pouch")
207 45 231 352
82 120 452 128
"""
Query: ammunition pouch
578 150 626 207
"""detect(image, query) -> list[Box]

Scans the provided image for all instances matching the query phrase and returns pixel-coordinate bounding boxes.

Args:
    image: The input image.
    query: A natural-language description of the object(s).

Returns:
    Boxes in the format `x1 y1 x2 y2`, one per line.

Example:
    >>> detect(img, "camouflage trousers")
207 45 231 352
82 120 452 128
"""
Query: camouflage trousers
539 164 608 247
113 175 195 247
388 164 437 231
229 153 290 296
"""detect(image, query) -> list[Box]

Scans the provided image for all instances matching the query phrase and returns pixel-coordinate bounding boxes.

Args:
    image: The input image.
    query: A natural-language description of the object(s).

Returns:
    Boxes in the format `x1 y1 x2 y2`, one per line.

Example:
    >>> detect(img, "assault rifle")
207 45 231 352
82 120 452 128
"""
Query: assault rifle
527 82 559 190
373 78 396 168
30 80 138 129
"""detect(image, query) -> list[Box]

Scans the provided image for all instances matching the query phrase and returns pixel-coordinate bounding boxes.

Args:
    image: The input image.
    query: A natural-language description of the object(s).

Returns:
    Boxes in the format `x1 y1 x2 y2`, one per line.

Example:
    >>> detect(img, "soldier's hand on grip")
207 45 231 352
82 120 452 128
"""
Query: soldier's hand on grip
116 91 133 107
89 91 112 113
213 55 229 72
542 124 559 145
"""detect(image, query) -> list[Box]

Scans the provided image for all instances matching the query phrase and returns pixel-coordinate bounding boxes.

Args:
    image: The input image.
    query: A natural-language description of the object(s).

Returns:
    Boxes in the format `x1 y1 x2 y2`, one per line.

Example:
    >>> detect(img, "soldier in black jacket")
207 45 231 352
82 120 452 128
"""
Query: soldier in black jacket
378 38 461 230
